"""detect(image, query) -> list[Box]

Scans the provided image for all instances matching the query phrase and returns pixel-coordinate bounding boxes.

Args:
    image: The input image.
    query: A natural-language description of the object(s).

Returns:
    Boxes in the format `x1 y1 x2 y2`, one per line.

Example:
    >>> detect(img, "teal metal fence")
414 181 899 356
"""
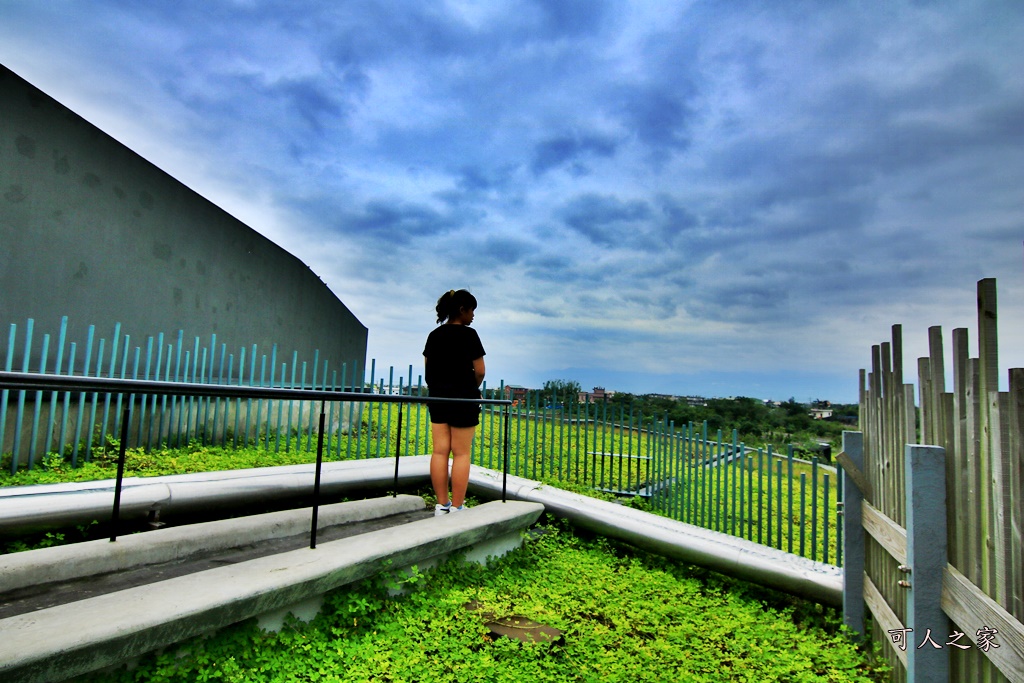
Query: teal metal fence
1 316 840 566
482 398 840 566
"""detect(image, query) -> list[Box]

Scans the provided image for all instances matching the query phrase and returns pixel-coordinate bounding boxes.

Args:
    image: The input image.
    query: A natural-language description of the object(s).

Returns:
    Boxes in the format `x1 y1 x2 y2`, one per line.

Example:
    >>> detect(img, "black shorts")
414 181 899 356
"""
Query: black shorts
427 387 481 428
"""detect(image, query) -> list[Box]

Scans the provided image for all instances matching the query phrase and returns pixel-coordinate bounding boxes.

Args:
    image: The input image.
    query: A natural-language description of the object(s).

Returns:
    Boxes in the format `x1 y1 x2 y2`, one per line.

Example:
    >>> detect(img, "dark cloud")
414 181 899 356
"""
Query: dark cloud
687 282 791 325
478 236 533 266
531 133 619 175
531 0 609 36
524 254 576 282
342 199 471 244
559 193 653 246
276 78 350 135
456 165 511 192
616 85 694 155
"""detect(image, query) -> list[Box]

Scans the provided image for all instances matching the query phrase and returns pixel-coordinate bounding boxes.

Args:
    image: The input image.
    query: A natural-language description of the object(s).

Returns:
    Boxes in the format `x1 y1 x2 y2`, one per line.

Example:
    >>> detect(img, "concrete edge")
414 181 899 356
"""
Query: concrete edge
0 500 545 683
0 494 426 593
0 456 433 533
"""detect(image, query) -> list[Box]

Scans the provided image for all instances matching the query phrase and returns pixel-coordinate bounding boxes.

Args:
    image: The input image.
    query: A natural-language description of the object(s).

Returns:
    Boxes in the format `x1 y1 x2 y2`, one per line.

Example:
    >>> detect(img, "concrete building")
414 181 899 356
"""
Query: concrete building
0 63 366 378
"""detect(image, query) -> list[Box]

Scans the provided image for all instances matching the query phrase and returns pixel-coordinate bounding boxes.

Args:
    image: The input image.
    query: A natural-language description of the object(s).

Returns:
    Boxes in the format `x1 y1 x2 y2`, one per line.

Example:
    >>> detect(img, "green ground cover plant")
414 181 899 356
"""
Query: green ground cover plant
86 520 887 683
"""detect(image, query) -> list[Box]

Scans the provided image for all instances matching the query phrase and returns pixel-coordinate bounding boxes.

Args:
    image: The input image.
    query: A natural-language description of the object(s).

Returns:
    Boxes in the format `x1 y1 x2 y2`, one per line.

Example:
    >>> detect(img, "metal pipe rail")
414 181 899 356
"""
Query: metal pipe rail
0 370 511 408
0 370 514 545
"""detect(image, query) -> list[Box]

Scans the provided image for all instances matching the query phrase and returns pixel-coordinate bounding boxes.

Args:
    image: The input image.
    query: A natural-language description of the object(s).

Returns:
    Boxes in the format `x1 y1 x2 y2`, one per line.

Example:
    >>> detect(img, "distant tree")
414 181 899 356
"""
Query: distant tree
780 398 808 417
542 379 582 404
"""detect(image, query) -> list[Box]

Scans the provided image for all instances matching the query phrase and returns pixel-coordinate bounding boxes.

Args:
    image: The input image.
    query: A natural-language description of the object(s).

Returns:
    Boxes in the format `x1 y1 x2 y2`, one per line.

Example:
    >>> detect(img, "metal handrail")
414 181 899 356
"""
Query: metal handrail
0 370 510 406
0 371 513 546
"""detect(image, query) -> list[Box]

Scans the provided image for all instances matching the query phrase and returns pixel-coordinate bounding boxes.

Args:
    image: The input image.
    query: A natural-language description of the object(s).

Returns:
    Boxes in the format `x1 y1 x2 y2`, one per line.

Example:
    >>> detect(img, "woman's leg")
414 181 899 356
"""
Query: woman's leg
449 425 476 507
430 423 452 505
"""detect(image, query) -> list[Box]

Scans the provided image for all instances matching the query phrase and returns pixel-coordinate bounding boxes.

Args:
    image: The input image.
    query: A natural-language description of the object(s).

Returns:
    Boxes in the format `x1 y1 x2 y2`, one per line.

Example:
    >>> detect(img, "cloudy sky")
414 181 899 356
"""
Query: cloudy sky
2 1 1022 402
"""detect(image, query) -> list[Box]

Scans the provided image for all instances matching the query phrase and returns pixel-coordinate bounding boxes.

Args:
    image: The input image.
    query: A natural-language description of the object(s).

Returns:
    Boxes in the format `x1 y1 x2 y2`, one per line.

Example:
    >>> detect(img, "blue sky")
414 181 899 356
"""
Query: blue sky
2 1 1023 402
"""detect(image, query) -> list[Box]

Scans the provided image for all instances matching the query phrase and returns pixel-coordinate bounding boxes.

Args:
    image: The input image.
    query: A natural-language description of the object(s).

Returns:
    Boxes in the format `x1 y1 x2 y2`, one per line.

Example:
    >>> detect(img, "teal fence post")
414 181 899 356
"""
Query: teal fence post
811 457 819 562
58 343 76 458
841 431 865 637
756 446 764 544
2 324 16 473
45 318 68 458
286 352 297 452
76 327 95 464
823 473 831 564
765 445 772 547
787 444 794 554
269 345 279 452
28 333 50 469
775 460 783 548
904 444 950 683
13 319 33 470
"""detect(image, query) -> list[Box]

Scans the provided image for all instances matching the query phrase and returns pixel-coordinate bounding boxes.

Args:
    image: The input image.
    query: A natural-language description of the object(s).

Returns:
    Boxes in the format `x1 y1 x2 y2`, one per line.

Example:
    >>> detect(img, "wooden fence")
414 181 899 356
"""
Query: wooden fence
842 278 1024 682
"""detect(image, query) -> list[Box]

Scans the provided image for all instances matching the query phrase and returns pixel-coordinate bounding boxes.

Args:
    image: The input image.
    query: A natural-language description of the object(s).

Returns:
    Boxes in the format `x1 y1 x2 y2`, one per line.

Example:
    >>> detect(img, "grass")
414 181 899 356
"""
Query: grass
82 520 888 683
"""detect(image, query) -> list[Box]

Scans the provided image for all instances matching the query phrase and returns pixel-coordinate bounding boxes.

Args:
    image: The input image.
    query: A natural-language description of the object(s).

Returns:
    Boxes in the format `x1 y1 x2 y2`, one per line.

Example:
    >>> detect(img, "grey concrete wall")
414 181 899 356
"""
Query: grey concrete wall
0 64 367 378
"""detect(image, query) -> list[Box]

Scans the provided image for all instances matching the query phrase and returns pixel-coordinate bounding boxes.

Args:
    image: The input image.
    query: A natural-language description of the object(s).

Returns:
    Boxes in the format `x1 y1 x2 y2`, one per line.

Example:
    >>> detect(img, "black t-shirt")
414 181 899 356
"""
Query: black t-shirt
422 324 485 395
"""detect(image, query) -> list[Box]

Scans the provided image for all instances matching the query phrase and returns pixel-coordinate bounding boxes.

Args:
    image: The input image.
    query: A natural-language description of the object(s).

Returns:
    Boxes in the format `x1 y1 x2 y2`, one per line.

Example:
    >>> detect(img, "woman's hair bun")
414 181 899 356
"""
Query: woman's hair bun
436 289 478 324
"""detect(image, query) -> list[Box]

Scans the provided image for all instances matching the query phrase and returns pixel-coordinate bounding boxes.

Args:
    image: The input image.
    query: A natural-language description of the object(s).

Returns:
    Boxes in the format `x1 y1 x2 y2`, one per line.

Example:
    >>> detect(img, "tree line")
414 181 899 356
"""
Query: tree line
538 379 858 455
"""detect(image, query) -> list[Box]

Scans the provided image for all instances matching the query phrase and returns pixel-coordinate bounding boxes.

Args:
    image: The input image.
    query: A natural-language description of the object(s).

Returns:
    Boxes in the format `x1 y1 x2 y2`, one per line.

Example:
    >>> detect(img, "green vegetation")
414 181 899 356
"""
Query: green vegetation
594 394 858 454
86 521 888 683
0 440 332 488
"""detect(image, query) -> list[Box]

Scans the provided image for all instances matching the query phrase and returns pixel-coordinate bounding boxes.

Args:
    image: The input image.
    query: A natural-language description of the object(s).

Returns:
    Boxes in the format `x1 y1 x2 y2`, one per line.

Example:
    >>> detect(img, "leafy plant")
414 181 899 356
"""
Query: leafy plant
86 521 888 683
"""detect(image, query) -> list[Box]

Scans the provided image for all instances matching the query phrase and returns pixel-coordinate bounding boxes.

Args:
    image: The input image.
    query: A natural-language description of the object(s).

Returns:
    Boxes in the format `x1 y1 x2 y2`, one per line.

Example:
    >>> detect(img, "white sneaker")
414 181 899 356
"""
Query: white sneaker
449 505 466 513
434 503 451 516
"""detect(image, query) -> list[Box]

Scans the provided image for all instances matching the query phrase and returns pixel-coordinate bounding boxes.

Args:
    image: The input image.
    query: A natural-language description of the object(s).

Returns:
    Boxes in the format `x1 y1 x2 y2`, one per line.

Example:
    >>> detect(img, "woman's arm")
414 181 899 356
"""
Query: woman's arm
472 357 485 387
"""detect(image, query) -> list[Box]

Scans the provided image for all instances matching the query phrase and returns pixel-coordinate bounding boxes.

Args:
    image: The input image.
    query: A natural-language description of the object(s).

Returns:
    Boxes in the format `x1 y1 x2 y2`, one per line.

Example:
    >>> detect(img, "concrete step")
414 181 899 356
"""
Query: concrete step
0 498 544 683
0 494 427 596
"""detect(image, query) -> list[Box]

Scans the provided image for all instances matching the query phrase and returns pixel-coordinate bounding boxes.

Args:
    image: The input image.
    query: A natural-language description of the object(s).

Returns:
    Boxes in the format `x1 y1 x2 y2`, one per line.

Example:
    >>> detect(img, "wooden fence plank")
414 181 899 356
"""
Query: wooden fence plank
836 449 873 499
863 501 907 566
989 391 1012 610
952 328 970 574
929 325 947 448
943 564 1024 683
977 279 999 409
919 357 932 447
1009 369 1024 623
865 571 908 667
966 359 983 586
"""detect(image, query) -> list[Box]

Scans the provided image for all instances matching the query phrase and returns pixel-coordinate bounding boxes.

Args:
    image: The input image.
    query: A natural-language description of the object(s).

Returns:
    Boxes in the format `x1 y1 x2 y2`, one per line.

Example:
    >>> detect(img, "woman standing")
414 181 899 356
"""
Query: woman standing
423 289 486 515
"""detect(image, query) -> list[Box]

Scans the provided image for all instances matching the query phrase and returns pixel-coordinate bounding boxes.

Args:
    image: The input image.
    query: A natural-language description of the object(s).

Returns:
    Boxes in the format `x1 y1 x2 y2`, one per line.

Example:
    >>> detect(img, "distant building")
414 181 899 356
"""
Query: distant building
578 386 612 403
503 385 531 403
810 399 833 420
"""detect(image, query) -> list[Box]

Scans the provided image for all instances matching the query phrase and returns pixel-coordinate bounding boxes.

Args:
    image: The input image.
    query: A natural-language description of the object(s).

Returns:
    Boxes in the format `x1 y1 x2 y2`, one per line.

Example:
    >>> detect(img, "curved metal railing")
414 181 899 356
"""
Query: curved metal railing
0 371 513 545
